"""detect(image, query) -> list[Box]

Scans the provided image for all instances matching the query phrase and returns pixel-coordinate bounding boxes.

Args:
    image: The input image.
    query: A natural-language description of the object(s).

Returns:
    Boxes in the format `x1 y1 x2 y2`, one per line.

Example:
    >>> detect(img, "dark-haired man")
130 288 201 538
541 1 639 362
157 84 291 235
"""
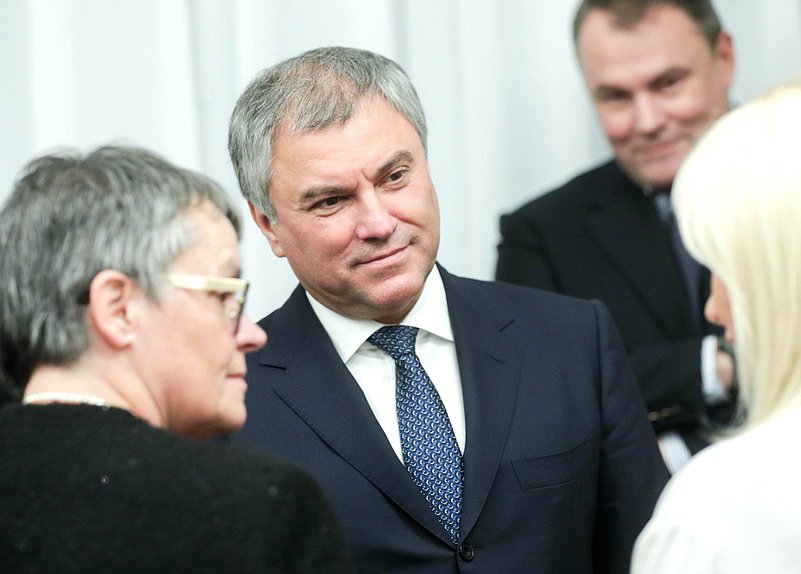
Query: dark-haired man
498 0 737 473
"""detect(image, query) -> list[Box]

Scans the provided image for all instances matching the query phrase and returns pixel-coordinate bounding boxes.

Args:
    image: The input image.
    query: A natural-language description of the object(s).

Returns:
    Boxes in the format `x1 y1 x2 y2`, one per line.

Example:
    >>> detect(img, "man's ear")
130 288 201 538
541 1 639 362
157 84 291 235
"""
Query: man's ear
715 30 736 91
87 270 140 349
248 201 286 257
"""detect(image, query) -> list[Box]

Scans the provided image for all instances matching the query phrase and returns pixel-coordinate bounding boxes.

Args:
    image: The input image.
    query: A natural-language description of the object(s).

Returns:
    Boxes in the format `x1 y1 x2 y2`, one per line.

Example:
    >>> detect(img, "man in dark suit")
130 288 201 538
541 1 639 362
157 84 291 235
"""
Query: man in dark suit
228 46 667 573
497 0 737 473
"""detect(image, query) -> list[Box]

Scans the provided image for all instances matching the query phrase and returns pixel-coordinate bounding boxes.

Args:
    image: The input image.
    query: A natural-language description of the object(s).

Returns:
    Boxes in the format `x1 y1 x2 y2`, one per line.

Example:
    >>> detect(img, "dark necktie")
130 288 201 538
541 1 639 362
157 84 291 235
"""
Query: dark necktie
654 192 703 329
368 325 462 544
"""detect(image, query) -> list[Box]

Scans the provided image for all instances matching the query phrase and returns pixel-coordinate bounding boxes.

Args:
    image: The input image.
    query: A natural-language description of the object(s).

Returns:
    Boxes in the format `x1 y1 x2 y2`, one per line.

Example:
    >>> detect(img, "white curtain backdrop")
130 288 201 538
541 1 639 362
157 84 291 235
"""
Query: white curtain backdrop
2 0 800 319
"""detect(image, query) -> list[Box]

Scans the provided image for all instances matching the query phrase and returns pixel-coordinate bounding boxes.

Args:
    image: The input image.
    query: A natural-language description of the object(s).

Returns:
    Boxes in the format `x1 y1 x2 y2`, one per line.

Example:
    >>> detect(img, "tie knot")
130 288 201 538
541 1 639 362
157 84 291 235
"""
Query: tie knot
368 325 419 360
653 191 674 225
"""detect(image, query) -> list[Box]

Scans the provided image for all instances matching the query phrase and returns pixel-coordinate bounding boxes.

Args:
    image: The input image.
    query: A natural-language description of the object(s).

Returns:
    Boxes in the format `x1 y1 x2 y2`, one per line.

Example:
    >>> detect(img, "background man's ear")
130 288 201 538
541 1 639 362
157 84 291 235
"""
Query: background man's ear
715 31 736 90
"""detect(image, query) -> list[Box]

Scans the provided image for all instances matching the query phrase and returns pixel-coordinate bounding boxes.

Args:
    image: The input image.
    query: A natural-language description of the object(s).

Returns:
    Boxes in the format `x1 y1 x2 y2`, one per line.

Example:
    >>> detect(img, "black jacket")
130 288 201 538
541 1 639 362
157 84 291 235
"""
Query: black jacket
497 160 733 450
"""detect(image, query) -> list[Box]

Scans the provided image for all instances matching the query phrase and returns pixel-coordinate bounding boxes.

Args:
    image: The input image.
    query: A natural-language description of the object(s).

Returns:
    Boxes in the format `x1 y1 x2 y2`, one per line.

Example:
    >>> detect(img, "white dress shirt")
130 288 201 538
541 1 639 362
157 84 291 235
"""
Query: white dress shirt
307 267 465 460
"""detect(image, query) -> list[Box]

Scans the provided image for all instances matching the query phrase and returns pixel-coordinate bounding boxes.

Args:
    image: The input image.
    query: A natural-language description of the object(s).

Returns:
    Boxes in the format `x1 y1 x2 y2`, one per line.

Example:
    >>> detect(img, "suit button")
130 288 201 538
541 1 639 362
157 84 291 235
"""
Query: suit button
458 543 475 561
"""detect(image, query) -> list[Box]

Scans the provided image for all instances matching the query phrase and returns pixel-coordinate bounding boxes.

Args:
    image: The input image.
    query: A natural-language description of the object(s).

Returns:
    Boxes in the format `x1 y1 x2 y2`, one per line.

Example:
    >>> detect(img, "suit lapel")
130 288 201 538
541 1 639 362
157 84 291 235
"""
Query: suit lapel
440 269 522 538
584 166 694 337
258 286 451 541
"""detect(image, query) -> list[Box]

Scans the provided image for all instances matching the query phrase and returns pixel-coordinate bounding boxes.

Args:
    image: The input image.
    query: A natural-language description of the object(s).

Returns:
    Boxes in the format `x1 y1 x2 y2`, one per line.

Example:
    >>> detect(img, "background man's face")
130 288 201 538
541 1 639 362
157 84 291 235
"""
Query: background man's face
251 96 440 324
577 4 734 189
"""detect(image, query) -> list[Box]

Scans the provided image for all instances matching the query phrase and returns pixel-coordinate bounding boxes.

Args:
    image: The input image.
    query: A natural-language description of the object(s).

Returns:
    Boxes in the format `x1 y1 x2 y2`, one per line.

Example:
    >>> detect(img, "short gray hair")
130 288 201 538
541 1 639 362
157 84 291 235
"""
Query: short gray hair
0 145 240 394
228 46 428 222
573 0 723 48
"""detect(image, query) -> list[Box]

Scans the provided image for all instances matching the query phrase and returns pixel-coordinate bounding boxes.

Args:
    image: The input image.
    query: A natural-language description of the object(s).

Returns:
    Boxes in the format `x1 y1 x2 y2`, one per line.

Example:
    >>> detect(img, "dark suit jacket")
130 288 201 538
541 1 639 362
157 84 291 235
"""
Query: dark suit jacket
233 266 668 573
497 160 732 449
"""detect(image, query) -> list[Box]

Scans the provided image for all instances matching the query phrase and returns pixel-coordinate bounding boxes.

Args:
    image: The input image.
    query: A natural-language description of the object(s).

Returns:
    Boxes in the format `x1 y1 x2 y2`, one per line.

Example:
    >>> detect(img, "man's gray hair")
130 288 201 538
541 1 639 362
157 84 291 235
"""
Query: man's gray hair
228 46 428 222
0 145 240 394
573 0 722 48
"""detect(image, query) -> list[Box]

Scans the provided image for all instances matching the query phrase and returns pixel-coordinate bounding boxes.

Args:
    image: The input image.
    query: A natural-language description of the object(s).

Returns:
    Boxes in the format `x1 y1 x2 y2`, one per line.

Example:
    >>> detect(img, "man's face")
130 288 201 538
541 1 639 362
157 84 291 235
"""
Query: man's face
251 96 440 324
577 4 734 189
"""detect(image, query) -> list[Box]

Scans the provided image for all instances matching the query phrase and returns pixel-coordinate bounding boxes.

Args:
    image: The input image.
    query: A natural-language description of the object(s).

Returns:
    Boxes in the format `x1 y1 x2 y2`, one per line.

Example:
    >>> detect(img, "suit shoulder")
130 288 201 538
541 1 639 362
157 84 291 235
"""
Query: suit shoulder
448 275 616 353
453 273 598 315
504 159 620 221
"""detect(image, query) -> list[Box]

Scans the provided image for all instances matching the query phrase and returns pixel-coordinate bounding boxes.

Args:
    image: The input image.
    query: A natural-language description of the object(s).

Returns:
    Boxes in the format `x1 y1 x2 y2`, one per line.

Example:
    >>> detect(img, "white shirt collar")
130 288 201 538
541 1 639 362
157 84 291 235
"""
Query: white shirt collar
306 266 454 363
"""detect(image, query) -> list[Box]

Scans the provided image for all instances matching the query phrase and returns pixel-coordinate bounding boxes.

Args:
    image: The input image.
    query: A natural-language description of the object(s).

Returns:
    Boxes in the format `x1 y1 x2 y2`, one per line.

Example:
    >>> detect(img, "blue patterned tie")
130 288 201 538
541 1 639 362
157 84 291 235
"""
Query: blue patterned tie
368 325 462 543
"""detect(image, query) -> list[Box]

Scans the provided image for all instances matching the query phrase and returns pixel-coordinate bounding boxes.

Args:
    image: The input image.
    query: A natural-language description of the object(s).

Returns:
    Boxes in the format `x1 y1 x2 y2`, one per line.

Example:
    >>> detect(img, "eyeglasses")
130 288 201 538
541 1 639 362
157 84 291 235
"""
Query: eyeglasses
166 273 250 334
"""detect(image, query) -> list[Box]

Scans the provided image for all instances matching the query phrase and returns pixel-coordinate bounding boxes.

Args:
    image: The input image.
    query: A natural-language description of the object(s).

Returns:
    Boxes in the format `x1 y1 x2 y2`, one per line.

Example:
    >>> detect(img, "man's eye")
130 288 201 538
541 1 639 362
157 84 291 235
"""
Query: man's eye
308 195 348 213
657 75 682 90
598 91 628 103
386 170 407 184
315 196 340 209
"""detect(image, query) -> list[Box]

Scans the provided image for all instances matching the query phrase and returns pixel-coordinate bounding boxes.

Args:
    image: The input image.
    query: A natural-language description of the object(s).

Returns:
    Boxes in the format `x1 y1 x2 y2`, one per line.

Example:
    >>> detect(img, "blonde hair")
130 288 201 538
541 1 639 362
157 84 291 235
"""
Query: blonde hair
673 80 801 430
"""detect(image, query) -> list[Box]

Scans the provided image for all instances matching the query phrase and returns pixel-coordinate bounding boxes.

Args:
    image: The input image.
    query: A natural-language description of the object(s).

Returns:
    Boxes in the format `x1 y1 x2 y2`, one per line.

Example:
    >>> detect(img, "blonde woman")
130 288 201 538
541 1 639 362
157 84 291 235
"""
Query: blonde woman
632 81 801 573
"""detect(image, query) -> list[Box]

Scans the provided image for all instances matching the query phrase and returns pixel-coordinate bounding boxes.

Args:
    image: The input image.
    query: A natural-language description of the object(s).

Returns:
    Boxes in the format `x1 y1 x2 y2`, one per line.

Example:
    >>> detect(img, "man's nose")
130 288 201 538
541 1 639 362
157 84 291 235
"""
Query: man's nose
632 93 666 135
354 191 396 240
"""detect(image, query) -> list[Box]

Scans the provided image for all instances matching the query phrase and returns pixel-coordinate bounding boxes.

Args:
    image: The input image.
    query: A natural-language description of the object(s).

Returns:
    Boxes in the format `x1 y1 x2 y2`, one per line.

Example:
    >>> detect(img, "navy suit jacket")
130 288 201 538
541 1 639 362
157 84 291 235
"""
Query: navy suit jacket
497 161 732 450
233 267 668 573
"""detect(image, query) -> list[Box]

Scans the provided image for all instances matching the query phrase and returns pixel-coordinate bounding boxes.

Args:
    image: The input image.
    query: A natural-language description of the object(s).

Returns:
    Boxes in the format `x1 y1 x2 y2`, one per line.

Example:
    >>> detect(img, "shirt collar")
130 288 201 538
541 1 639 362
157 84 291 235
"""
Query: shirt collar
306 266 454 363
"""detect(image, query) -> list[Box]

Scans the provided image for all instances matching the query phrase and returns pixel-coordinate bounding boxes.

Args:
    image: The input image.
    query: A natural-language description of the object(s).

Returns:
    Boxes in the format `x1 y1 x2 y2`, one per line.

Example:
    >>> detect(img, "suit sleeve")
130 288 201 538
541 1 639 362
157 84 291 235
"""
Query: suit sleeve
590 300 670 574
498 210 716 435
628 340 707 432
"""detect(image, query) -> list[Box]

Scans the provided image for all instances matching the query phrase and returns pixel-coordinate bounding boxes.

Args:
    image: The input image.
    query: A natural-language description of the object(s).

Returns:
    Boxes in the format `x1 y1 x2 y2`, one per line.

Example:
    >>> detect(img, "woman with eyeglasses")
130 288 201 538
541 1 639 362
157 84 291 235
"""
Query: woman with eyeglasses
0 145 354 573
631 81 801 573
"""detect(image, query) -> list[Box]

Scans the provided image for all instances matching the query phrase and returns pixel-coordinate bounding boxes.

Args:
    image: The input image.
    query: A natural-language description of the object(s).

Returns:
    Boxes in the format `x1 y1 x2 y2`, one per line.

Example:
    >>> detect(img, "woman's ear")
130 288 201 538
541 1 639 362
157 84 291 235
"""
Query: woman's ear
86 270 141 349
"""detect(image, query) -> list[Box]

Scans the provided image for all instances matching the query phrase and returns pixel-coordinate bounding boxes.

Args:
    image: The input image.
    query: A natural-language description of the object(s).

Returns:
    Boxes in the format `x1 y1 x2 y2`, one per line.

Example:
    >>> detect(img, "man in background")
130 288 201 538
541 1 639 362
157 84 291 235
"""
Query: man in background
497 0 737 473
228 46 667 573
